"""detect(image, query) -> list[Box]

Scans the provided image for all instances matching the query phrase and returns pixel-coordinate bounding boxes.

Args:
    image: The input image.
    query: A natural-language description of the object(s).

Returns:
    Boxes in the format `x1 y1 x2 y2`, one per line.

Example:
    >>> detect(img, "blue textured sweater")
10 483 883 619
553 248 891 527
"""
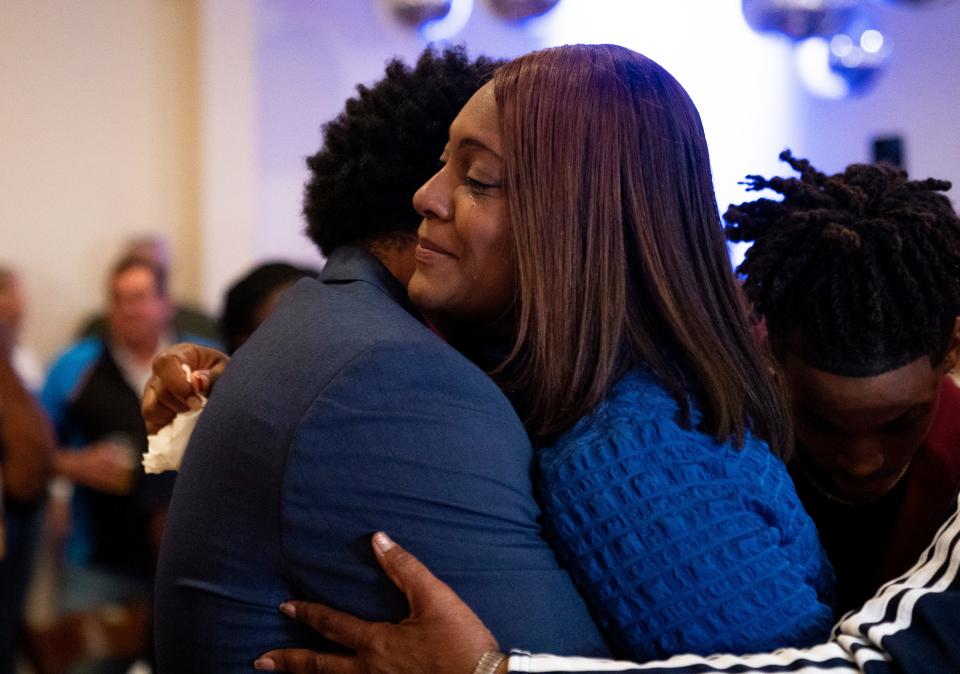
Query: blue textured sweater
537 369 835 660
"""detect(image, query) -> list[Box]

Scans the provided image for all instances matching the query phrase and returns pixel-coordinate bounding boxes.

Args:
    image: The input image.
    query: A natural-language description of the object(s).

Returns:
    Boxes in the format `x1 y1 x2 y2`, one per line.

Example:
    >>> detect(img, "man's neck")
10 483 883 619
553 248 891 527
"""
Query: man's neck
110 331 172 396
119 338 160 364
366 237 417 287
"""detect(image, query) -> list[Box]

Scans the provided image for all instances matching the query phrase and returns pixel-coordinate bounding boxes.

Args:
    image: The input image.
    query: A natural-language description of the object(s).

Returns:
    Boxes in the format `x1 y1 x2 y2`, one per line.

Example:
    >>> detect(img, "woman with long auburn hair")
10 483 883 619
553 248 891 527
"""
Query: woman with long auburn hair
491 45 790 451
401 43 833 660
150 44 836 667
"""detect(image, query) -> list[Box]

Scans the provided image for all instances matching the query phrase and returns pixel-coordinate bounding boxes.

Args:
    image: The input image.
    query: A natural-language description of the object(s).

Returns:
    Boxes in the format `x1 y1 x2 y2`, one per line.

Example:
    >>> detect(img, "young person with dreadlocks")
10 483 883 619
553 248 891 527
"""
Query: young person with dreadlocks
724 151 960 615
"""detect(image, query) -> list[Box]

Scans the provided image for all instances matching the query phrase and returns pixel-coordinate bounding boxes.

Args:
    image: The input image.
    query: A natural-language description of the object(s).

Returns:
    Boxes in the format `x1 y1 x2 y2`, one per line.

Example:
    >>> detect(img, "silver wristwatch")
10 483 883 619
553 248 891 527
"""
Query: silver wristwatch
473 650 508 674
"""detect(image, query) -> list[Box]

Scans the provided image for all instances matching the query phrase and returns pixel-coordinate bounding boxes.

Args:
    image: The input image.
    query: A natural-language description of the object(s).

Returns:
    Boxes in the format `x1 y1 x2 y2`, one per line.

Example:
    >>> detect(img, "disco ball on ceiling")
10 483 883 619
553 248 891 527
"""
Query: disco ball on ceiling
828 18 891 93
794 14 891 98
485 0 561 21
742 0 859 40
382 0 453 28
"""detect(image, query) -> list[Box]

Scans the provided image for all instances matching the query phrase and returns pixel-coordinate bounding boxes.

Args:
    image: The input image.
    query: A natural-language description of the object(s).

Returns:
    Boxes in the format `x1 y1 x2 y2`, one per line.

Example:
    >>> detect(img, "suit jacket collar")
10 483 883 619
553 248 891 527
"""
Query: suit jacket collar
319 245 421 320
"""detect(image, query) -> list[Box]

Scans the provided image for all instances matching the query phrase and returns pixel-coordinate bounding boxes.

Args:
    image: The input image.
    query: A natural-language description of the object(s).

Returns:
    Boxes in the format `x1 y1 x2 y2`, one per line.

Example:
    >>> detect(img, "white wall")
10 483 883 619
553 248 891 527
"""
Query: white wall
198 0 258 311
530 1 801 215
0 0 203 364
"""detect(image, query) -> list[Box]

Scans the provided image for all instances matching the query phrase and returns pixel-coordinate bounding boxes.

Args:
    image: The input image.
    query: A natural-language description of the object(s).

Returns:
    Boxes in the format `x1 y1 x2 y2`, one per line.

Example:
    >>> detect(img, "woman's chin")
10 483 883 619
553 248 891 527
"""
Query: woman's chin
406 274 437 310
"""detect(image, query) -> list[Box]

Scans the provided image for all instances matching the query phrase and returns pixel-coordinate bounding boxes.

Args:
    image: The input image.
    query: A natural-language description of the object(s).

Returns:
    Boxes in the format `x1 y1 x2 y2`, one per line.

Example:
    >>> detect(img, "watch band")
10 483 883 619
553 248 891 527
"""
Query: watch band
473 650 508 674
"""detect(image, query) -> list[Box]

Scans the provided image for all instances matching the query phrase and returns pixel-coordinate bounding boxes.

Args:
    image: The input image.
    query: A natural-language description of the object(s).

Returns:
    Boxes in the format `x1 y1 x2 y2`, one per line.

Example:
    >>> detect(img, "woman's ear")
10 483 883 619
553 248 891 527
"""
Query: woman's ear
937 316 960 375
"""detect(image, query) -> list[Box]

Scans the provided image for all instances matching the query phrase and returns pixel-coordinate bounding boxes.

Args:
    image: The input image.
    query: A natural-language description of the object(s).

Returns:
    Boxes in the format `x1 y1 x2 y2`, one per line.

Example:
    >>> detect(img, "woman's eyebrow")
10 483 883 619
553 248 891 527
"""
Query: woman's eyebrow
458 137 501 160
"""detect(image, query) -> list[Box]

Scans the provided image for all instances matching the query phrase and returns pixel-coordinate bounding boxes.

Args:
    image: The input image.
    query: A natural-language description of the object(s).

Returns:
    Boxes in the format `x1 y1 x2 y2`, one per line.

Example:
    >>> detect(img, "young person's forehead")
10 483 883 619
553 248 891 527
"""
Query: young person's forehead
784 352 939 414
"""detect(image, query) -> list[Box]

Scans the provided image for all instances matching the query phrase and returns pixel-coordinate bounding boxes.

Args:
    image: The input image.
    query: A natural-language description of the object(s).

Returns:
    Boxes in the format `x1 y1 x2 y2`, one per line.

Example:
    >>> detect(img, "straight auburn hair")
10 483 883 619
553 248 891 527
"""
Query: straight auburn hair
491 44 792 456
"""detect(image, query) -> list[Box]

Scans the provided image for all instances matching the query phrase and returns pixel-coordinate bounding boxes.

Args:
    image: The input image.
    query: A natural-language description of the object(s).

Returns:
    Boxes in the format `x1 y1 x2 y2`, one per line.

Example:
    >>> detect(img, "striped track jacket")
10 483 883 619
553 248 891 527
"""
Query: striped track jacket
508 490 960 673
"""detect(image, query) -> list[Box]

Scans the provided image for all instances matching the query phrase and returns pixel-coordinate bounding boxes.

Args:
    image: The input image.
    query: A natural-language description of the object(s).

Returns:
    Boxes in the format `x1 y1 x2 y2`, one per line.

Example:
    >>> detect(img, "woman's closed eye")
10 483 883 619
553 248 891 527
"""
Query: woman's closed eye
464 175 499 194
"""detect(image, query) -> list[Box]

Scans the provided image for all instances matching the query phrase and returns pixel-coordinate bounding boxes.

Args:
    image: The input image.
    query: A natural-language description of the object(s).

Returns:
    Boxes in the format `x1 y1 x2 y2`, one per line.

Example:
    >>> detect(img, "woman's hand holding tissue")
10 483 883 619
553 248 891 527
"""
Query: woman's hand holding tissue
141 343 229 434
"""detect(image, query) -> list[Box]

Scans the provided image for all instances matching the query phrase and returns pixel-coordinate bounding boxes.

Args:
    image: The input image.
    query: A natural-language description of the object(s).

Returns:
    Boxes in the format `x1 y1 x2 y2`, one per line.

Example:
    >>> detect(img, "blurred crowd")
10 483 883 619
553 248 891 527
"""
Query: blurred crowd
0 238 316 674
3 41 960 674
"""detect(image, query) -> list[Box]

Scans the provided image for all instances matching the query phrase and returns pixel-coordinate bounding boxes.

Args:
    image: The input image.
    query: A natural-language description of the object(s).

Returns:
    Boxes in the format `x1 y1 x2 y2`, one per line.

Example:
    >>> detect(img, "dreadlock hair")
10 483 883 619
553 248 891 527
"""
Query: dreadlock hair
303 46 502 257
725 150 960 377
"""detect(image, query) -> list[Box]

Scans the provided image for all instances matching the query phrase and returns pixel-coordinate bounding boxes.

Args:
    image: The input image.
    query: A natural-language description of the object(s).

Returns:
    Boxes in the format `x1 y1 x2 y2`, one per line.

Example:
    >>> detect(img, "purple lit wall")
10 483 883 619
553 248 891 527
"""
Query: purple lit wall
791 1 960 199
251 0 960 267
253 0 541 266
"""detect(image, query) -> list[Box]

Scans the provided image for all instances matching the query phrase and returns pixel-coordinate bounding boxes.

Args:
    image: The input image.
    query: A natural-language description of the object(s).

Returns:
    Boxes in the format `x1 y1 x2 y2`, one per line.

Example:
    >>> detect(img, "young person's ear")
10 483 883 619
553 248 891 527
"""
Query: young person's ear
937 316 960 375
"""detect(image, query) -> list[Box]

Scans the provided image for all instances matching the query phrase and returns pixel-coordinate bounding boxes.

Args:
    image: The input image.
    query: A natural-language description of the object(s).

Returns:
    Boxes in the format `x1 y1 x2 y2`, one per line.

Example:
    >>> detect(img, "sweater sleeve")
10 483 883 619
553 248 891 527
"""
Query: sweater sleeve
508 490 960 673
536 382 834 661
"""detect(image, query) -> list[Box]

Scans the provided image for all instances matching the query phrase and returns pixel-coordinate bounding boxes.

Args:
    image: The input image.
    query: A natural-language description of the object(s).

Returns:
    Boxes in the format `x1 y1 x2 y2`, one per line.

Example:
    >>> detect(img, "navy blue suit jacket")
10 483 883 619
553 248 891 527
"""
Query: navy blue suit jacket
154 247 608 672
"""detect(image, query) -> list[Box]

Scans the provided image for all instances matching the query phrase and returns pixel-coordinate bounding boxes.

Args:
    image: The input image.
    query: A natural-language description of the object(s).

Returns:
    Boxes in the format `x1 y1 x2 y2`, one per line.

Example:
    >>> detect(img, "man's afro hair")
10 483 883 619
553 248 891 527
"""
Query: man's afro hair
303 46 502 256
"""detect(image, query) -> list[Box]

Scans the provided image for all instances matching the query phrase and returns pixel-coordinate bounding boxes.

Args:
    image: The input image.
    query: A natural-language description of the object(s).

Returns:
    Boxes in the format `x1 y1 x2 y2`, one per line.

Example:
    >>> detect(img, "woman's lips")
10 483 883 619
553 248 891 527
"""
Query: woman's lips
416 237 457 260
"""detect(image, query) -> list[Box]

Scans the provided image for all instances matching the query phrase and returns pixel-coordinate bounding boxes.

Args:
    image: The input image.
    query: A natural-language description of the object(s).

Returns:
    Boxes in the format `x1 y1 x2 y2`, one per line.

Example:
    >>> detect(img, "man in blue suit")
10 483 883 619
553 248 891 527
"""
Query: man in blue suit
152 48 608 673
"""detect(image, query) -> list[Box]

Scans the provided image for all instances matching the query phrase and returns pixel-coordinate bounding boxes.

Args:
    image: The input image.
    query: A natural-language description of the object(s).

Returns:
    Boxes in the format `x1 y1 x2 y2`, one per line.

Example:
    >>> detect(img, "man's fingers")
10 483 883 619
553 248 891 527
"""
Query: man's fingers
280 601 371 651
370 532 459 613
254 649 358 674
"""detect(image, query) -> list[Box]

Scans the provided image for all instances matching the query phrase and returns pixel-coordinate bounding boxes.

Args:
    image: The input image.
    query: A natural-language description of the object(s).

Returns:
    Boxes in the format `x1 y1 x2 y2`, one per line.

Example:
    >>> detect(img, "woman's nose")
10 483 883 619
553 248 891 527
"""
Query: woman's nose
413 168 452 221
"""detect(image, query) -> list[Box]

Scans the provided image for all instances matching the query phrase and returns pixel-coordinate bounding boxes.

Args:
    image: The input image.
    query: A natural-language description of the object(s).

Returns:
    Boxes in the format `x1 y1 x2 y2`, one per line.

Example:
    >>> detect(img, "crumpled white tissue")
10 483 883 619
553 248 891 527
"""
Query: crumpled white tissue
143 364 206 474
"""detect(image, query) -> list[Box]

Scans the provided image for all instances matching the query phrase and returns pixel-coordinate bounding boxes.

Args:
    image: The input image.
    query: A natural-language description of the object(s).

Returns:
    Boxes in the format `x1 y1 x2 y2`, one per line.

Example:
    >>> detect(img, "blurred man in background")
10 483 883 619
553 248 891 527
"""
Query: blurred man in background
42 254 218 672
78 235 220 344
